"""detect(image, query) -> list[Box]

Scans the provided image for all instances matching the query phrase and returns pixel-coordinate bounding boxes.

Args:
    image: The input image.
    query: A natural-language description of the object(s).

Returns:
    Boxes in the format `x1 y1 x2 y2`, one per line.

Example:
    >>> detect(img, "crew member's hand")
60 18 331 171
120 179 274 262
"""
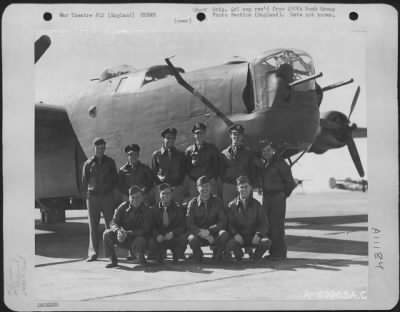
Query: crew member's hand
234 234 244 245
252 233 261 245
156 234 164 243
117 229 127 242
198 229 209 238
206 235 215 244
164 232 174 240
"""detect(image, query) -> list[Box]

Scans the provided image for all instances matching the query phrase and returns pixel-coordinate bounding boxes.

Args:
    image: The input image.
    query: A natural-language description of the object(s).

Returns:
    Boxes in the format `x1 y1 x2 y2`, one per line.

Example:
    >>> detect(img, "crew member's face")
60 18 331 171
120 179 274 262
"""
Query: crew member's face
160 188 173 205
238 183 252 199
197 182 211 199
194 130 206 144
127 151 139 164
94 144 106 158
129 192 144 208
261 145 275 161
230 131 243 145
163 134 176 149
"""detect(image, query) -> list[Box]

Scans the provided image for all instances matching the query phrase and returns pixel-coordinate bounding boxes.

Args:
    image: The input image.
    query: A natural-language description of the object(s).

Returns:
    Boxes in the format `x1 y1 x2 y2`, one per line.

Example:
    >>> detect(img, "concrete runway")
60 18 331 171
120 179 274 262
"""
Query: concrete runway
35 191 368 304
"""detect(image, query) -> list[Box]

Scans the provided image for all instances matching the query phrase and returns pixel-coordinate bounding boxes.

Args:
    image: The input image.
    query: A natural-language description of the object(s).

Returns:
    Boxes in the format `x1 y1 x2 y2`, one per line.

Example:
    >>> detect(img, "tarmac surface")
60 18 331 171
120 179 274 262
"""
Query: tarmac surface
35 191 368 305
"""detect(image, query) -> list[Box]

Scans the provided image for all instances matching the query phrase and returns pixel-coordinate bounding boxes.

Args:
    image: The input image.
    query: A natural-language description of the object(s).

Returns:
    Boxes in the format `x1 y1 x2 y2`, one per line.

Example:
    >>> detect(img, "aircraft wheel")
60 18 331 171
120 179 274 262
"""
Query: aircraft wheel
37 198 67 224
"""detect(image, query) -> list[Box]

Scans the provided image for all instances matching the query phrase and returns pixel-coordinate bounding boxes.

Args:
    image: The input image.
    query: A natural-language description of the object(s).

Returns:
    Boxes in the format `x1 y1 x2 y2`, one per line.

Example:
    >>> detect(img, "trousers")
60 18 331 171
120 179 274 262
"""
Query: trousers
86 192 115 257
148 234 187 259
103 229 147 258
225 235 271 259
187 230 229 258
263 191 287 257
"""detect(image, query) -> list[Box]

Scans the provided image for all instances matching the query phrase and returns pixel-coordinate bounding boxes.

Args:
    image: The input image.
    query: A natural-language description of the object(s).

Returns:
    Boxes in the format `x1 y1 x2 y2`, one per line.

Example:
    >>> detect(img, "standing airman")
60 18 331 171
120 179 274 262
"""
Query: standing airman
82 137 118 262
257 142 296 260
118 144 154 204
185 122 222 198
151 128 186 205
221 124 256 206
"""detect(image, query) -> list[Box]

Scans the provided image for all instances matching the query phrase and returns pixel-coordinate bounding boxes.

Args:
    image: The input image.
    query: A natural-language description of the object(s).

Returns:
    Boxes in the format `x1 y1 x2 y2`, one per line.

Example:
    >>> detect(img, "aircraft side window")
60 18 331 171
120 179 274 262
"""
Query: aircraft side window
115 75 144 93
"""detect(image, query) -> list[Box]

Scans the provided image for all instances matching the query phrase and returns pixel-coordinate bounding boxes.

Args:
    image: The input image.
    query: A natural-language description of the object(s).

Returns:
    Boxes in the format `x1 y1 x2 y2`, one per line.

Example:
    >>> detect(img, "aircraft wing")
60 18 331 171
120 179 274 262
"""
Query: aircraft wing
352 127 367 138
35 103 86 199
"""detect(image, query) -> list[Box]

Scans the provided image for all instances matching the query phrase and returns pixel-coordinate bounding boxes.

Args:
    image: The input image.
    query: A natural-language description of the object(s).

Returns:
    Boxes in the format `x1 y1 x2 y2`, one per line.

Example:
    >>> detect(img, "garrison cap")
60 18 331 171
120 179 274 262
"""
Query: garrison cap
236 175 250 185
161 128 177 137
159 183 172 192
197 175 210 186
192 122 207 133
124 144 140 154
229 124 245 134
93 137 106 146
129 185 144 196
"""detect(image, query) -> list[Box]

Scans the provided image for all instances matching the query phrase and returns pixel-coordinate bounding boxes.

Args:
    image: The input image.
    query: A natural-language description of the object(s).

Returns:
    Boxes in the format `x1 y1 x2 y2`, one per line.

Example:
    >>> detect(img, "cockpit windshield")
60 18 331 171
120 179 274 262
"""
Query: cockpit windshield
251 49 315 110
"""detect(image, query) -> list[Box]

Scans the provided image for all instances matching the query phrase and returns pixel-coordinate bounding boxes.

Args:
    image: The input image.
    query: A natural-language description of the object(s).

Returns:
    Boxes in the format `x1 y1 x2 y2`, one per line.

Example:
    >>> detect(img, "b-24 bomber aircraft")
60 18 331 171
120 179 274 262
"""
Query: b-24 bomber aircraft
35 44 367 222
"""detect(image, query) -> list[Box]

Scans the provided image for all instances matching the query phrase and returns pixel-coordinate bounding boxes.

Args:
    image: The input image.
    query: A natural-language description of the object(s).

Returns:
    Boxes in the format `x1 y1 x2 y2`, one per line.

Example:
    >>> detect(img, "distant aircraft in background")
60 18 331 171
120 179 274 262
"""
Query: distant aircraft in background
35 37 367 222
329 177 368 192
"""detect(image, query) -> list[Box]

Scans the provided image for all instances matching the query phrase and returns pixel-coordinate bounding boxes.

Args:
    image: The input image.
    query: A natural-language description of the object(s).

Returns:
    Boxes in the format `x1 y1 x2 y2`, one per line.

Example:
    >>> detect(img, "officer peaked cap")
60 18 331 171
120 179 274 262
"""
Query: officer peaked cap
197 175 210 186
159 183 172 192
236 175 250 185
129 185 144 196
125 144 140 154
229 124 245 134
161 128 177 137
93 137 106 146
192 122 207 133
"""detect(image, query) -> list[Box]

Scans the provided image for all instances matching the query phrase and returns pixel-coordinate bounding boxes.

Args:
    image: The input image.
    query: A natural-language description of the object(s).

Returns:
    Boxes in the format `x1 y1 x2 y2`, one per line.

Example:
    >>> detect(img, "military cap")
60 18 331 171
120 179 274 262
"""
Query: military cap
129 185 144 196
197 175 210 186
159 183 172 192
93 137 106 146
161 128 177 138
192 122 207 133
236 175 250 185
229 124 245 134
124 144 140 154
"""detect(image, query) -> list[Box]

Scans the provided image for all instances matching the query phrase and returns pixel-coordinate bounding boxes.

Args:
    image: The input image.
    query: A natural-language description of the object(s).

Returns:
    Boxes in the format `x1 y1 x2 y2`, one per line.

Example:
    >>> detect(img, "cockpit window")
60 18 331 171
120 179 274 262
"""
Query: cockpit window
115 72 145 93
251 49 315 110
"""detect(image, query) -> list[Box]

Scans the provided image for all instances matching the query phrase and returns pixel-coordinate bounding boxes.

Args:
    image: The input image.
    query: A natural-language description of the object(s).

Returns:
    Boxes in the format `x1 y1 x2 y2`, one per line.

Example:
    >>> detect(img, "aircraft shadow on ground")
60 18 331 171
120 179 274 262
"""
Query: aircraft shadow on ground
35 214 368 260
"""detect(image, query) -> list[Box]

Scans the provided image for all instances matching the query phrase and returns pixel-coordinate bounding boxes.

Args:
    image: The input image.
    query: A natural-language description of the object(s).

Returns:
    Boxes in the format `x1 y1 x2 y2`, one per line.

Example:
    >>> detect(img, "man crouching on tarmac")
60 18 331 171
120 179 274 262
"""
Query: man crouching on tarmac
186 176 229 262
103 185 152 268
148 183 187 264
225 176 271 263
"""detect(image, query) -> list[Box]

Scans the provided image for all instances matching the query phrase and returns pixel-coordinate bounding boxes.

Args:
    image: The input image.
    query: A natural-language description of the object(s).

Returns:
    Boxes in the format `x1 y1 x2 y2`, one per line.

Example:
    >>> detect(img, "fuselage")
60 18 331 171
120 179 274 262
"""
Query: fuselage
65 48 320 170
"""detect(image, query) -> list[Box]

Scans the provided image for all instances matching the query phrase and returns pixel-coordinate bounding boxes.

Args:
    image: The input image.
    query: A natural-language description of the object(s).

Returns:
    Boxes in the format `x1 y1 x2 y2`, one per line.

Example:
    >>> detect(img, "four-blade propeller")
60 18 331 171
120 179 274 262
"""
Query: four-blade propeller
320 86 365 177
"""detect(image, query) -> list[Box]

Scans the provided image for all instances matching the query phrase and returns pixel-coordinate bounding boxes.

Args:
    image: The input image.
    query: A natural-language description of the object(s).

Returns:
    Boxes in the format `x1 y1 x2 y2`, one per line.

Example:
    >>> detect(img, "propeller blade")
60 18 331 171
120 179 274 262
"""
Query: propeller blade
346 135 365 177
348 86 360 120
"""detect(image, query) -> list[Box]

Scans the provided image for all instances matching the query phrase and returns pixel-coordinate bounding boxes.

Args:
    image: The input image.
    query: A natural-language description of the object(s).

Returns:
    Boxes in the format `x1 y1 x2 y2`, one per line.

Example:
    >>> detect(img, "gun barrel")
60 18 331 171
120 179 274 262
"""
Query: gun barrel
321 78 354 92
289 72 323 87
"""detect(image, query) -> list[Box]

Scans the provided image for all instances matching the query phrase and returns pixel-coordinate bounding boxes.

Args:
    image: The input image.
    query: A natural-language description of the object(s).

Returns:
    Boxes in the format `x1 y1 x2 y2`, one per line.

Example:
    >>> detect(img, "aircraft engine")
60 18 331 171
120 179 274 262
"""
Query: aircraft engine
309 108 364 177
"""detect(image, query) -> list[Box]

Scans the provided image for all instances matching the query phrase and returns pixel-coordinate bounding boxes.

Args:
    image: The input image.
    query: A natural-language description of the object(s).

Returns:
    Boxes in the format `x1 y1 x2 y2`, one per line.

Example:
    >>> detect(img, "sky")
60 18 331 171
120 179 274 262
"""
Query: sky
35 30 367 192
